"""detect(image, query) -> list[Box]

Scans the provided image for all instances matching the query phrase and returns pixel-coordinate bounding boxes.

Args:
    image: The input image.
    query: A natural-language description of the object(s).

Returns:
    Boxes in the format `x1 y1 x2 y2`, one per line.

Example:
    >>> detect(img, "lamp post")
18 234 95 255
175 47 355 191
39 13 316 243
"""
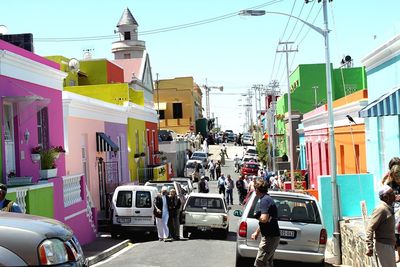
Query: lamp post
240 1 340 264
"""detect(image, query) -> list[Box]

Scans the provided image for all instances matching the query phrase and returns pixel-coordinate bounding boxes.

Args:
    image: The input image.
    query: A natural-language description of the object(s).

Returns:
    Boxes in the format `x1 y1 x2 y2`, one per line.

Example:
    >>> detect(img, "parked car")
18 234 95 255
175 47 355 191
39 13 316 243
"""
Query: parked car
227 132 235 142
181 193 230 239
190 151 209 167
184 159 206 178
234 191 326 266
245 146 258 158
241 162 259 176
144 180 187 206
242 134 254 146
171 177 196 194
110 184 159 238
158 129 176 141
0 212 87 266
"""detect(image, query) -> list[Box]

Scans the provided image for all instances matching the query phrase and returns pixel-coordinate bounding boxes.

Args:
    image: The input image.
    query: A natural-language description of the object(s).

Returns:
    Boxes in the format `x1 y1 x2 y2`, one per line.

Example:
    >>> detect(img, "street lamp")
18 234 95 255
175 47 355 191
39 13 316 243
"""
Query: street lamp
240 1 340 264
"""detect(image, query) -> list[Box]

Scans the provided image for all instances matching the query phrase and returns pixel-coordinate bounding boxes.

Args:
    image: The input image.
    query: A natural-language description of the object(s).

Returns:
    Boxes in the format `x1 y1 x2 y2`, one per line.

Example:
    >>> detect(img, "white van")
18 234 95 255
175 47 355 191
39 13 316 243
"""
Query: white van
110 184 159 238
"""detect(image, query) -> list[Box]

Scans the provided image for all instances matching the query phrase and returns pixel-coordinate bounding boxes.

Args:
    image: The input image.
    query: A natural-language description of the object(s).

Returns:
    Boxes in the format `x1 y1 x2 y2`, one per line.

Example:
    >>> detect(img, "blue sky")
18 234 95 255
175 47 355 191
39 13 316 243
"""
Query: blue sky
2 0 400 133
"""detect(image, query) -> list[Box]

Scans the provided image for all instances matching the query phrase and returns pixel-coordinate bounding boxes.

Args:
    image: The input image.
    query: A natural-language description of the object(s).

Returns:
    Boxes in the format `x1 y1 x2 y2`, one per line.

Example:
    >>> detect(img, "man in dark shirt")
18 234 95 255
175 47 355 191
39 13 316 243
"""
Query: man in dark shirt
251 179 280 267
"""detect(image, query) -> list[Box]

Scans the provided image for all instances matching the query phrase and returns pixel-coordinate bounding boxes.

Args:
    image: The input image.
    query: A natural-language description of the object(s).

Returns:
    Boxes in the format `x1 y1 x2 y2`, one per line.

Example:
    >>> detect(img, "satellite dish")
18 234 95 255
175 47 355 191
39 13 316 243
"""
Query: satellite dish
68 58 80 73
0 25 9 35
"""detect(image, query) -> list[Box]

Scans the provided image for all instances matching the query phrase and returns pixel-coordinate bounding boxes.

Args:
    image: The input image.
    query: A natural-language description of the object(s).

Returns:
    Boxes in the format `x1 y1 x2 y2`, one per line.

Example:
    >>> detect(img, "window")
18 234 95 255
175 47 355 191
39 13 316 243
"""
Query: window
135 191 151 208
173 103 183 119
124 31 131 40
37 107 49 149
186 197 224 212
354 144 360 173
123 53 130 59
340 145 345 174
159 110 165 120
116 191 132 207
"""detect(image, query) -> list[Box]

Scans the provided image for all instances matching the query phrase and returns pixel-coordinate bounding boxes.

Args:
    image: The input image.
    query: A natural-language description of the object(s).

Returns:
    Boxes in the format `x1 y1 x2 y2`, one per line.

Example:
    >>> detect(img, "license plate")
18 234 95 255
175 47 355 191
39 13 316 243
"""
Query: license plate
198 226 211 231
132 217 152 222
280 229 296 238
117 217 131 223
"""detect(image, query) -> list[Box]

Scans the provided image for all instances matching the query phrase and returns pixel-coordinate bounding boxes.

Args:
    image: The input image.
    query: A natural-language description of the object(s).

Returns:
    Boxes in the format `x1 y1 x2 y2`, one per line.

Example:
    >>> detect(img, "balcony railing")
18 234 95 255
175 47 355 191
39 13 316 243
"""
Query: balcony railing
159 118 191 127
63 174 83 207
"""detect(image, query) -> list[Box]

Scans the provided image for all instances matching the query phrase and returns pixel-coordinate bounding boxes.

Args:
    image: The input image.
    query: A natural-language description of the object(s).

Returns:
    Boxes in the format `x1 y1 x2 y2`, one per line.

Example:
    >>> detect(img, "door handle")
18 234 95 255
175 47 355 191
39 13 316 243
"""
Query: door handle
135 210 140 214
279 241 288 245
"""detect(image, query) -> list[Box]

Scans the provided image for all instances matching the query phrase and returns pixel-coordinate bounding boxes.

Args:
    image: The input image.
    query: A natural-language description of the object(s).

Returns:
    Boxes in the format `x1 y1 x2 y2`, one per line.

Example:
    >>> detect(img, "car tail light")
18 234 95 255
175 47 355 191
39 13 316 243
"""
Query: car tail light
238 221 247 238
319 229 327 245
223 215 228 223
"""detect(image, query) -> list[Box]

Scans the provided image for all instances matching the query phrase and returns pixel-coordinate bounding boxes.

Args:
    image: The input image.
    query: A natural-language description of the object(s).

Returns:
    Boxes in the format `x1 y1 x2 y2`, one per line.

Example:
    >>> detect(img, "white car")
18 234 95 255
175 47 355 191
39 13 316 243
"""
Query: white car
184 159 206 178
242 135 254 146
181 193 230 239
234 191 326 266
191 151 209 167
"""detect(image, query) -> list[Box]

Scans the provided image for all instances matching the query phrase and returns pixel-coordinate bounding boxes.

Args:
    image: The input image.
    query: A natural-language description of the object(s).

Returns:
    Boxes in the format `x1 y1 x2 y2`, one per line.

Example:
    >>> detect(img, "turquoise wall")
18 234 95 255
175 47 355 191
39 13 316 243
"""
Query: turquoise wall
319 174 376 237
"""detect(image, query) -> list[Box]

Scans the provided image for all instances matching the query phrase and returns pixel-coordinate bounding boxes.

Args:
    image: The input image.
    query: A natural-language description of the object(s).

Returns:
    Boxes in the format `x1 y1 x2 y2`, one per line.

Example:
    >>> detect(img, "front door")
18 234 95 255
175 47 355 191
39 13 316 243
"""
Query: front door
4 103 16 177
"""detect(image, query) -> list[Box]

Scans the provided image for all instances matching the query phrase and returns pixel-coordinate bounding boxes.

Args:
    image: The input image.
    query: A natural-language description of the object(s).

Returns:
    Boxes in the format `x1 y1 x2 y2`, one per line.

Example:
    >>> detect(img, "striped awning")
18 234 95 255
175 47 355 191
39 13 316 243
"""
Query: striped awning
359 87 400 118
96 132 119 152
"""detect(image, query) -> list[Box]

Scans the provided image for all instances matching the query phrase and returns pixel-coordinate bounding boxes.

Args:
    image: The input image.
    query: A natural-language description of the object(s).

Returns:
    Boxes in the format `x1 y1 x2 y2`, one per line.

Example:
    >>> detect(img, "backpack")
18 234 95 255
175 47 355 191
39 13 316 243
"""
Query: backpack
1 199 13 212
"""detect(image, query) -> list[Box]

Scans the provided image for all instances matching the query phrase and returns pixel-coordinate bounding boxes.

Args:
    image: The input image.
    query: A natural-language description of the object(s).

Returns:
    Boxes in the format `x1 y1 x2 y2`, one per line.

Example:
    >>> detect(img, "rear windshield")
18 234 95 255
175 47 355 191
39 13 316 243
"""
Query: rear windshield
246 149 257 154
185 197 225 213
147 183 175 193
192 153 207 158
116 191 132 207
249 195 321 224
245 164 259 169
136 191 152 208
186 162 200 168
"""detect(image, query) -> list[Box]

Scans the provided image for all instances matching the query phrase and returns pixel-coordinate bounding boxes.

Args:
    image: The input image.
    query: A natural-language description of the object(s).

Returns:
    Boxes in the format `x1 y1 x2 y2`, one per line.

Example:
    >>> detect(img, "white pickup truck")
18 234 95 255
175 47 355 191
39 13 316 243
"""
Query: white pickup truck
181 193 230 239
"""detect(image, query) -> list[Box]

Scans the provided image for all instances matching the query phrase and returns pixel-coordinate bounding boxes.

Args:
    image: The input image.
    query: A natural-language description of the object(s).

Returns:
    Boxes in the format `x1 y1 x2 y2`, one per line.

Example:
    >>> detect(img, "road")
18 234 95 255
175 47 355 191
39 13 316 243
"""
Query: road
94 143 326 267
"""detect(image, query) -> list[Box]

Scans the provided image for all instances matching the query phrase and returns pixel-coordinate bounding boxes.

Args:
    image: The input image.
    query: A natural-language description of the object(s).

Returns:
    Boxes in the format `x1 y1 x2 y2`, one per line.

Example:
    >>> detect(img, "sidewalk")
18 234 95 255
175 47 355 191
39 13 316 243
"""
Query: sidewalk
82 234 131 266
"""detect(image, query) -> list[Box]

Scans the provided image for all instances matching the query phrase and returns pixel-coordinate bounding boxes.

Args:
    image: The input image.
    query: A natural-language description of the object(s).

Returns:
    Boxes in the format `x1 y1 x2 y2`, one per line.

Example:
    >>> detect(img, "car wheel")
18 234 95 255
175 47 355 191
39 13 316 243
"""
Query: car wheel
183 228 189 238
235 251 247 267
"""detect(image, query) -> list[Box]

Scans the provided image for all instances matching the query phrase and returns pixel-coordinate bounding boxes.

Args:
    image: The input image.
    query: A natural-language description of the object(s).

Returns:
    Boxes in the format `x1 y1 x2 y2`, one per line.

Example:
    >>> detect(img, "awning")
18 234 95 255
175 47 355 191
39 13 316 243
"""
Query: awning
96 132 119 152
154 102 166 110
359 87 400 118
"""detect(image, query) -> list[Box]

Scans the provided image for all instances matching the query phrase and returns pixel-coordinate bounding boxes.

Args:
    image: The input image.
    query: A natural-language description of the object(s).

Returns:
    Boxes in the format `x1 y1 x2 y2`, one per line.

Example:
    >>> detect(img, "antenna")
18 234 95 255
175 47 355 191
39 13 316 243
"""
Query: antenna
68 58 80 73
83 48 94 60
0 25 9 35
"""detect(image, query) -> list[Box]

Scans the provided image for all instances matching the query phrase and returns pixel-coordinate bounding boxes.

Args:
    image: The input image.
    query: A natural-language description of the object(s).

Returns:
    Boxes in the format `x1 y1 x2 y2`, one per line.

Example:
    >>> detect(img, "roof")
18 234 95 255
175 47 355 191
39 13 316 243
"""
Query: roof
268 190 316 200
115 184 158 191
117 8 138 27
188 192 224 199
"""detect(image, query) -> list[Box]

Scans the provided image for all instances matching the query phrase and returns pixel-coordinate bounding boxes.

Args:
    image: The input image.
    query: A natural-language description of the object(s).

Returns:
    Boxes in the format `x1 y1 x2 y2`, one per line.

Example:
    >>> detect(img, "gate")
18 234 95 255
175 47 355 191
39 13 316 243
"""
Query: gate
98 157 119 219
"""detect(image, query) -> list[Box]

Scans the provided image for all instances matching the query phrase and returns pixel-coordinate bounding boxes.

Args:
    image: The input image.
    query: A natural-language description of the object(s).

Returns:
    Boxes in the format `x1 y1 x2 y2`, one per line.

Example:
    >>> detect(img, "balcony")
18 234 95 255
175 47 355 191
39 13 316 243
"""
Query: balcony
159 118 190 127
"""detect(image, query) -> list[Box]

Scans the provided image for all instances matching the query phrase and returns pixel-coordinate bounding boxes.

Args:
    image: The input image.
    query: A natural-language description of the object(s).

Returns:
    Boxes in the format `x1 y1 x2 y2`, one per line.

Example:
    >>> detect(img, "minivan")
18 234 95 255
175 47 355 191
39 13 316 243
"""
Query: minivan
111 184 159 238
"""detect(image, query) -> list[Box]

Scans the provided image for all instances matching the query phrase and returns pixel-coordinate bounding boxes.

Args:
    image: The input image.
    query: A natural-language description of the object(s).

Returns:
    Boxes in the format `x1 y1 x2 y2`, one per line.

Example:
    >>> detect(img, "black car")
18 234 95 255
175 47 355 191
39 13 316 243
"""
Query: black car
227 133 235 142
158 129 173 141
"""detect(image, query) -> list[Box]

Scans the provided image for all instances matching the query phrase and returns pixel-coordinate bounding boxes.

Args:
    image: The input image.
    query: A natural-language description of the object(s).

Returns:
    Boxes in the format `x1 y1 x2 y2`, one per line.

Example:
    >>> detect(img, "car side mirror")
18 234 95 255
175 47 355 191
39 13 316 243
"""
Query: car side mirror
233 210 243 217
227 206 232 210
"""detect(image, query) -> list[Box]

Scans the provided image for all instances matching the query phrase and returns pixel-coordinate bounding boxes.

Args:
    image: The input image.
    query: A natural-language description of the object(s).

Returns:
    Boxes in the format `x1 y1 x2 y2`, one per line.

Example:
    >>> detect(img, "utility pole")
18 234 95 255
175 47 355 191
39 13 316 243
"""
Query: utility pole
156 73 160 131
277 41 298 189
202 80 223 119
266 80 280 173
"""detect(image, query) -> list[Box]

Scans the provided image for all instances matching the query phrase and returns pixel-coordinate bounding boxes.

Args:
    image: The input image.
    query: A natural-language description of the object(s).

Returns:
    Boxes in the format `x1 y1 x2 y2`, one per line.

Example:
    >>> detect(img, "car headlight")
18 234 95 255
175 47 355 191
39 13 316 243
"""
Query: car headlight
38 239 68 265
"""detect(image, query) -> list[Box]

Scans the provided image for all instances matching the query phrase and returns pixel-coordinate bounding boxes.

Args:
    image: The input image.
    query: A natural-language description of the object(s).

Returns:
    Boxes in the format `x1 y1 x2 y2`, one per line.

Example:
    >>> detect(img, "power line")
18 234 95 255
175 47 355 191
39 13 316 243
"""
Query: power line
34 0 282 43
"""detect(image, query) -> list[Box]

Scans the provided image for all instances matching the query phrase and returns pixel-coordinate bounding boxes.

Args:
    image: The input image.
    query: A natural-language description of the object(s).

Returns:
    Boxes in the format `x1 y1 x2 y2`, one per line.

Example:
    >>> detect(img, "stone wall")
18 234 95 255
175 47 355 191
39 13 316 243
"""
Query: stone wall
339 218 376 267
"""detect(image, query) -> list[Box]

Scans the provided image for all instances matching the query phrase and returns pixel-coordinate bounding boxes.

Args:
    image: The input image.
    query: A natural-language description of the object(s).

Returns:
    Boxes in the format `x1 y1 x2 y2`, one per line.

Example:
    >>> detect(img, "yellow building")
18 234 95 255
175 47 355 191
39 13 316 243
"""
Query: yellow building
154 76 203 134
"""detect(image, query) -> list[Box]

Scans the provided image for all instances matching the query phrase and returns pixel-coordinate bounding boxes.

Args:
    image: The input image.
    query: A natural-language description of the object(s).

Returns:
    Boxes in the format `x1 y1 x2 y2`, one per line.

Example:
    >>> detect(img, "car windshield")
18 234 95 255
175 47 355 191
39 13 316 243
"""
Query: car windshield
246 149 257 154
192 152 207 158
191 156 205 161
245 163 259 169
147 183 175 193
249 195 321 224
186 161 201 168
185 197 225 213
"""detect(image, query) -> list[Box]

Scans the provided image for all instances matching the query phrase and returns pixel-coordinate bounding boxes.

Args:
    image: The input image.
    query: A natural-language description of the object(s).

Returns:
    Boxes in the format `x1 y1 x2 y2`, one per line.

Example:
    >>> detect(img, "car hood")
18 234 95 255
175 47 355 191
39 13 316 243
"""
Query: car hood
0 212 73 264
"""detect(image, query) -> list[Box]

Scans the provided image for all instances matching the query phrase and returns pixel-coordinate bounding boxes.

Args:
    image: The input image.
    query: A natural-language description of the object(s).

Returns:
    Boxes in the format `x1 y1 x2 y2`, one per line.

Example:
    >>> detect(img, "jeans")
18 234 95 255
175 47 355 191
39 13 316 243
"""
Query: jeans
226 188 233 205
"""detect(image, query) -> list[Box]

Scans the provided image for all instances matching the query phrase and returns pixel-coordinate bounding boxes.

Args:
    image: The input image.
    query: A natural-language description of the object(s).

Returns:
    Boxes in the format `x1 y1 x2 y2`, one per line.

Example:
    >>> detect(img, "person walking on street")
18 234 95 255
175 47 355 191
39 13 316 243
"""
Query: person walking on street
219 149 226 166
234 154 241 173
154 186 171 241
251 179 280 267
168 189 181 240
217 173 226 196
216 161 222 178
191 163 201 182
236 175 247 205
199 176 209 193
208 160 215 181
0 184 22 212
222 144 229 159
365 184 396 266
225 174 235 205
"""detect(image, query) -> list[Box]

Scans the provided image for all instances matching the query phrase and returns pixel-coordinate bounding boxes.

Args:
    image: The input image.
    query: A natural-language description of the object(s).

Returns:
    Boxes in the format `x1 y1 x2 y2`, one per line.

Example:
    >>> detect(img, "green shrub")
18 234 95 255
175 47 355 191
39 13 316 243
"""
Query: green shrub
40 148 57 170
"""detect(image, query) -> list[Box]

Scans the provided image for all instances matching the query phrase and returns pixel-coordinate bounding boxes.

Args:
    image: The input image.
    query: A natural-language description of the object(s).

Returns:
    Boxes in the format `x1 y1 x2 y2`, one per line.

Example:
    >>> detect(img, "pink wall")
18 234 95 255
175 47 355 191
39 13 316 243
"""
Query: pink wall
65 117 104 211
305 128 329 189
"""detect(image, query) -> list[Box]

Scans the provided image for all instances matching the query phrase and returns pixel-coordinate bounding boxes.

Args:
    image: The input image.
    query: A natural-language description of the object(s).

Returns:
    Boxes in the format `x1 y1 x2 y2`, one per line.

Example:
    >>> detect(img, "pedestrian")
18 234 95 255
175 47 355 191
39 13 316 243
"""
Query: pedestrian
154 186 171 241
236 175 247 205
219 149 226 166
365 184 396 267
191 162 200 182
234 154 241 173
199 176 209 193
217 173 226 196
216 161 222 178
222 144 229 159
203 139 208 154
383 164 400 262
0 184 22 212
251 179 280 267
208 159 215 180
248 176 257 192
382 157 400 185
225 174 235 205
168 189 181 240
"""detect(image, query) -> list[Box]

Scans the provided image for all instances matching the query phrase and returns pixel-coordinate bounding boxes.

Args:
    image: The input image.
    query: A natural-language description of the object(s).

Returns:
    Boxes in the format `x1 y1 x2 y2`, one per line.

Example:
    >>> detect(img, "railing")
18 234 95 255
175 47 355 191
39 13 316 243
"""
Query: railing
15 188 27 213
63 174 83 207
85 182 97 233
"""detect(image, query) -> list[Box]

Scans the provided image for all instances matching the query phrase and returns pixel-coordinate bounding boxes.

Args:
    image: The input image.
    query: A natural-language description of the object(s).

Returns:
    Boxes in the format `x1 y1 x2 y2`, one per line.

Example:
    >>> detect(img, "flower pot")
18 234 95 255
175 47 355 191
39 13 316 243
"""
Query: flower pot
31 154 41 163
40 168 58 179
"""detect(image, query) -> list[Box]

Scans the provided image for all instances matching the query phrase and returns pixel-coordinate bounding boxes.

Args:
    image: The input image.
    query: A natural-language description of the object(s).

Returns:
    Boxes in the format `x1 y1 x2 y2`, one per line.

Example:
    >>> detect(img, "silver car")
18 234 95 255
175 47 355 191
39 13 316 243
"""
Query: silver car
0 212 86 266
234 191 326 266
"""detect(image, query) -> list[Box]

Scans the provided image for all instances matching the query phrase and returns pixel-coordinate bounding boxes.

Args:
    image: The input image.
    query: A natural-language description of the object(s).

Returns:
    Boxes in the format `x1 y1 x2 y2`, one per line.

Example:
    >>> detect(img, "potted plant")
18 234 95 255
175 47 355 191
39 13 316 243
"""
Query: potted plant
52 145 65 159
31 146 41 162
140 152 146 157
40 147 58 179
134 153 140 158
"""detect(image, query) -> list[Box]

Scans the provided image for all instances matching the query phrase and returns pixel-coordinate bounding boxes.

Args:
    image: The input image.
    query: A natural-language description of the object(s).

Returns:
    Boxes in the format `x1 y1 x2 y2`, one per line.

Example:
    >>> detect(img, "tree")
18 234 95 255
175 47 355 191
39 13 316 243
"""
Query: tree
256 139 272 166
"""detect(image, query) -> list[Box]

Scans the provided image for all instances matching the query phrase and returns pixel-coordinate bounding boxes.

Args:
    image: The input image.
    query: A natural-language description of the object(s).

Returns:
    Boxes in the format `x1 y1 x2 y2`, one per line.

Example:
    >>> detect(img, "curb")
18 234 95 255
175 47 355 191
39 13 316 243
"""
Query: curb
87 239 131 266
